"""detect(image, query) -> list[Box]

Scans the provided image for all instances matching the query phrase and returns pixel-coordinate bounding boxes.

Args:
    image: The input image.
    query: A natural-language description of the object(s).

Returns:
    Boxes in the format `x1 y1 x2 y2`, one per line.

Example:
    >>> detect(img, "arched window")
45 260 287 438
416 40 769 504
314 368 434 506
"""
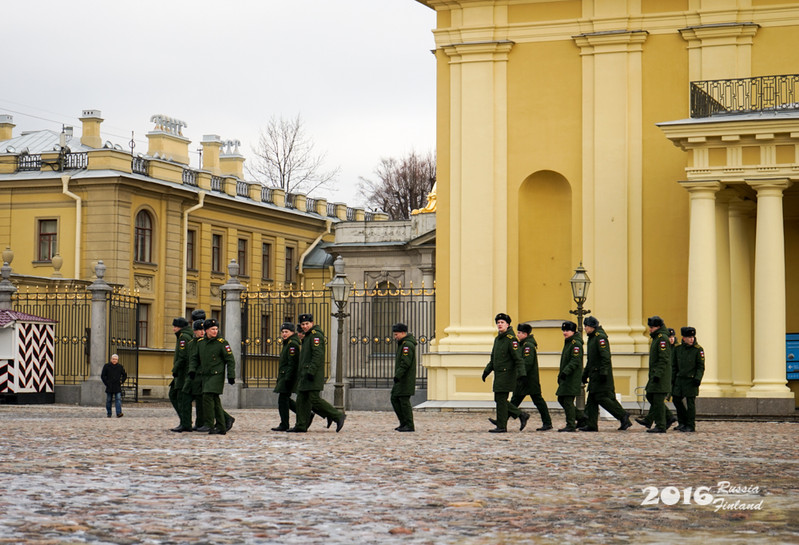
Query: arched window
134 210 153 263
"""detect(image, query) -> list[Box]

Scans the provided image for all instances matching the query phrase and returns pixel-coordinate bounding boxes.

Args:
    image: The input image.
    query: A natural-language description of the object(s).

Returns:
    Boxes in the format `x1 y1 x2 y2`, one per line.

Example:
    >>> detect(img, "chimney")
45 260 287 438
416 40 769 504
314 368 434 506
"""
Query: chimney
219 139 245 179
201 134 222 174
79 109 103 148
0 114 14 141
146 114 190 165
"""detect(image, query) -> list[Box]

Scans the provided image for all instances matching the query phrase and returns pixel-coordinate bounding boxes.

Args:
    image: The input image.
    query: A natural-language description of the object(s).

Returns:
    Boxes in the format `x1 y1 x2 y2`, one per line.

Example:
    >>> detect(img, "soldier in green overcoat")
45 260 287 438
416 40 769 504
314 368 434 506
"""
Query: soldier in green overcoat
672 326 705 433
182 319 206 430
272 322 301 432
169 317 194 432
482 313 528 433
509 323 552 431
391 323 417 432
290 313 345 433
188 319 236 435
556 321 583 432
579 316 631 432
637 316 672 433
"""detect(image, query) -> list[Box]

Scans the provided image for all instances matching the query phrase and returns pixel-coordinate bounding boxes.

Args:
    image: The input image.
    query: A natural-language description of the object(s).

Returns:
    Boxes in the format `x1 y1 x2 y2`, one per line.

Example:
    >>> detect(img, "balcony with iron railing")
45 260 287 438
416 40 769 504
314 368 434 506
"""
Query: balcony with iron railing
690 74 799 118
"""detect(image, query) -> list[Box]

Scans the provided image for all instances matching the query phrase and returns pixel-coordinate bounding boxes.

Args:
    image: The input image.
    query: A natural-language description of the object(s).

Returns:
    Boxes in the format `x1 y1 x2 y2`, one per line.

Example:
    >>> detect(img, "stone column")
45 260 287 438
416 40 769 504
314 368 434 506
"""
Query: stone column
728 199 755 395
220 259 245 409
714 190 735 394
681 182 722 396
747 180 793 398
81 261 113 406
0 248 17 310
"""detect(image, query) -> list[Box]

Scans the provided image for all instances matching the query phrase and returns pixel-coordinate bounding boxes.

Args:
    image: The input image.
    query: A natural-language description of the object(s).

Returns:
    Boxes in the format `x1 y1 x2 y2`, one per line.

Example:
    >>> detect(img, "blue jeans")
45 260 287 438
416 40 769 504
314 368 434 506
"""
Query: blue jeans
106 392 122 416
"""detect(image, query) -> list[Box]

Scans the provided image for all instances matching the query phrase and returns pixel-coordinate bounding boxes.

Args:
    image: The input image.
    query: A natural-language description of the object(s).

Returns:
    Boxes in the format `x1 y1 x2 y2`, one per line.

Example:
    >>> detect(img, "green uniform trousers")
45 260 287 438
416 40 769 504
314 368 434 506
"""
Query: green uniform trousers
494 391 522 430
672 395 696 431
202 392 226 431
510 392 552 427
558 395 578 429
391 394 414 430
296 391 342 431
191 394 205 428
277 393 298 428
643 392 673 430
584 392 627 430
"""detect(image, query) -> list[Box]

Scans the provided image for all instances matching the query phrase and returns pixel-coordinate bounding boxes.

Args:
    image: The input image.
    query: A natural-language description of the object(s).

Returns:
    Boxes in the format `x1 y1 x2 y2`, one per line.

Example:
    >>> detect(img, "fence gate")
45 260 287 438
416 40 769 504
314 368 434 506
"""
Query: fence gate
237 287 331 388
345 284 434 389
108 290 140 402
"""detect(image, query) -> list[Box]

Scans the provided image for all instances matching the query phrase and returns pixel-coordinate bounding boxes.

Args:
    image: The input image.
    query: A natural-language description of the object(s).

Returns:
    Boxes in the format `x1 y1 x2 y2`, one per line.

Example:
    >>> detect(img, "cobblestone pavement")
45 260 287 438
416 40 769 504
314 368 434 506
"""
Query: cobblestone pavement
0 404 797 545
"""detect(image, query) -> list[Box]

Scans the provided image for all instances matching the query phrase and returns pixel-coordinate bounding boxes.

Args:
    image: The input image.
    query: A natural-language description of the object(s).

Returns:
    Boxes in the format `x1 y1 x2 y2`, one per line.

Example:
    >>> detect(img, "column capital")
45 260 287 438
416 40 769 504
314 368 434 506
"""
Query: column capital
728 197 756 218
573 30 648 55
746 179 792 193
441 40 514 63
680 180 722 195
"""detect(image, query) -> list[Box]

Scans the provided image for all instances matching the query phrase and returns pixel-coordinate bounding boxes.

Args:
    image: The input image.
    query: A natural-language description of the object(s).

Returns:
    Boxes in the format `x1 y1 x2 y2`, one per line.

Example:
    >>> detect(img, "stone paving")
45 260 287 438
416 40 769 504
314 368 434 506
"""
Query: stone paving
0 403 797 545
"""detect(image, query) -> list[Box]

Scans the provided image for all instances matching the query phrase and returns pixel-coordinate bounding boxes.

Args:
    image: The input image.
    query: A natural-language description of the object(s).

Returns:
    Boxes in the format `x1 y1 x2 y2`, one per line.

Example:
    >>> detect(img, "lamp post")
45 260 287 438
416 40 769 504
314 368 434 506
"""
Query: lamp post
327 255 352 410
569 262 591 410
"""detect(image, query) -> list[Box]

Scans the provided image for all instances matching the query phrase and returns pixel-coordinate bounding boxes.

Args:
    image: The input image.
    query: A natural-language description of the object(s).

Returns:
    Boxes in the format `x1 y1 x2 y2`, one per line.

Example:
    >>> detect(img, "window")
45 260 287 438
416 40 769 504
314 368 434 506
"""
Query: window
37 219 58 262
238 238 248 275
138 304 150 347
212 234 223 273
261 243 272 280
186 229 196 270
261 314 271 353
134 210 153 263
285 246 295 286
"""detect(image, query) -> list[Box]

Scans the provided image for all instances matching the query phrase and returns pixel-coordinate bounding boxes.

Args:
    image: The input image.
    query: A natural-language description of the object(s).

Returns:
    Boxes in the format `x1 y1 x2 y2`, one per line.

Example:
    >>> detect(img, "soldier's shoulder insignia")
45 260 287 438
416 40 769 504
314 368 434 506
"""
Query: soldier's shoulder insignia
225 344 232 353
179 340 186 348
659 340 667 350
512 340 519 349
313 337 321 346
289 347 296 355
599 338 607 347
699 350 705 359
524 346 531 355
402 346 410 355
573 346 580 354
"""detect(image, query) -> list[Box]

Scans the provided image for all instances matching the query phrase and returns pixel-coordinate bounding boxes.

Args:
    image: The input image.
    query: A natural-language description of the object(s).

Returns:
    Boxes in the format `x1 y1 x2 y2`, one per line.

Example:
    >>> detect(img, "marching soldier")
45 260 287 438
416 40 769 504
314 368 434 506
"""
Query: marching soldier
391 323 417 432
509 323 552 431
189 319 236 435
182 318 206 430
637 316 673 433
672 326 705 432
580 316 631 432
169 317 194 432
482 313 529 433
272 322 301 431
289 313 346 433
557 321 583 432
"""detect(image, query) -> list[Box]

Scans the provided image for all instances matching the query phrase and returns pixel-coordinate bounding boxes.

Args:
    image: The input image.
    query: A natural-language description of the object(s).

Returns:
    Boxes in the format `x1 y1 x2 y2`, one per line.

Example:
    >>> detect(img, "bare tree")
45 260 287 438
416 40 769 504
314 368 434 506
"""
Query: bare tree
247 114 339 195
359 150 436 220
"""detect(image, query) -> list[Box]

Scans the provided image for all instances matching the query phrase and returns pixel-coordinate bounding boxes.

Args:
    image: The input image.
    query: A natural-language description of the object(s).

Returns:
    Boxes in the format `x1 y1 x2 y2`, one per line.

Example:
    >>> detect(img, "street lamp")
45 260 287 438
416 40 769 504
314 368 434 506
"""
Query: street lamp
569 263 591 411
569 262 591 335
326 255 352 410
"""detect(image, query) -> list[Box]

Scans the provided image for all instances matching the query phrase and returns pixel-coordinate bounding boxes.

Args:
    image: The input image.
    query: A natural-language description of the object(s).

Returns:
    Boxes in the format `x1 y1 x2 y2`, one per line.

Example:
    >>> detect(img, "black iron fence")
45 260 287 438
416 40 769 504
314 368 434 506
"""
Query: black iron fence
236 285 434 390
691 74 799 118
12 286 139 398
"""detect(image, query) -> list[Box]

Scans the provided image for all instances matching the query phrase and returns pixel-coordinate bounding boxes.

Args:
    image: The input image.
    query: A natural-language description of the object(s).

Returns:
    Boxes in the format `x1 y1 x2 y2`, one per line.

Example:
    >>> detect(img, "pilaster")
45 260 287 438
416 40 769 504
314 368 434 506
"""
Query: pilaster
728 198 755 395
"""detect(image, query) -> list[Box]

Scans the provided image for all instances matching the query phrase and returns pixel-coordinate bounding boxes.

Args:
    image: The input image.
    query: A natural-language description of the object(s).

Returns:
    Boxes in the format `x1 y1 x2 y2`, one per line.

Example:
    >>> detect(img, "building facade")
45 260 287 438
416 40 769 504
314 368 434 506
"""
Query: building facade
0 111 385 398
417 0 799 411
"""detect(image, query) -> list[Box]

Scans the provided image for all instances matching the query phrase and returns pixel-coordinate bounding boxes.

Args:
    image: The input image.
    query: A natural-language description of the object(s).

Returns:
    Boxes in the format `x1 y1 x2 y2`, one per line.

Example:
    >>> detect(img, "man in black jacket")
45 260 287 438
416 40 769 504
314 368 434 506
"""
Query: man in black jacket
101 354 127 418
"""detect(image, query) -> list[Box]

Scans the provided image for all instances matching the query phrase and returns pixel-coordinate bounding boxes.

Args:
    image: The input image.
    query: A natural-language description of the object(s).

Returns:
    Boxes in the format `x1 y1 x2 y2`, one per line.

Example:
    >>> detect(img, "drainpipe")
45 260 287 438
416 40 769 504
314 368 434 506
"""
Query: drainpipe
61 175 81 279
181 192 205 313
298 219 332 278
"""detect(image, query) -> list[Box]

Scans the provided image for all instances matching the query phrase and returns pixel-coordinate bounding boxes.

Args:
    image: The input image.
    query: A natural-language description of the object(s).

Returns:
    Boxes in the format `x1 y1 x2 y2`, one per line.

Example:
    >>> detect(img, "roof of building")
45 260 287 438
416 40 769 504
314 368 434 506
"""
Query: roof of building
1 130 92 155
0 309 58 327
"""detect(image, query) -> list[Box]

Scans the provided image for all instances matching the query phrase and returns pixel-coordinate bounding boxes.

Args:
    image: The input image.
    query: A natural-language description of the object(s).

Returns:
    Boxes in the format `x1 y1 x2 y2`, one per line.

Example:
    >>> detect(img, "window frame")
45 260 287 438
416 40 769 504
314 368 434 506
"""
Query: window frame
261 242 272 281
134 210 154 264
36 218 58 262
186 229 196 271
212 233 223 273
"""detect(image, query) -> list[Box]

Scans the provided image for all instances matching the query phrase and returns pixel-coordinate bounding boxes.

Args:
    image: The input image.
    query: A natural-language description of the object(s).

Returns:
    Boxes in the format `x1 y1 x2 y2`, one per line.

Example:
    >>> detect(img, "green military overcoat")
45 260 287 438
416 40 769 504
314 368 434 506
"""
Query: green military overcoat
274 333 300 394
583 327 616 394
297 325 326 392
171 326 194 390
190 335 236 395
672 341 705 397
517 334 543 396
182 335 203 396
556 335 583 396
646 325 672 394
483 327 526 393
392 334 417 397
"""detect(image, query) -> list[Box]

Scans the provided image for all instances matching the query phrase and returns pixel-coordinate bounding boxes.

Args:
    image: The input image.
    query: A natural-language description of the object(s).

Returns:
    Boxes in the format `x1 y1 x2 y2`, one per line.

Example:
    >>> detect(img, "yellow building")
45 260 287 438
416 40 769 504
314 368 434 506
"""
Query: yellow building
0 110 383 398
417 0 799 412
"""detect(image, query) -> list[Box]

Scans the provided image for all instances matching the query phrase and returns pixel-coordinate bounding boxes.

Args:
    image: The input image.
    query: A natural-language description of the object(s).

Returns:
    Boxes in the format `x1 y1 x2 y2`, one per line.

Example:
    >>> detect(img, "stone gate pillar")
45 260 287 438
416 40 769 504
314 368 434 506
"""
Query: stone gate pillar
221 259 245 409
81 261 113 406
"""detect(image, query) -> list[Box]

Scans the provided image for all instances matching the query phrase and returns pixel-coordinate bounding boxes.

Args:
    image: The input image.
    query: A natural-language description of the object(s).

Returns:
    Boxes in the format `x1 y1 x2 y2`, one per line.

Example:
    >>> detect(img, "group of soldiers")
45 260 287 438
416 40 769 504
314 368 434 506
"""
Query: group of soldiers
483 313 705 434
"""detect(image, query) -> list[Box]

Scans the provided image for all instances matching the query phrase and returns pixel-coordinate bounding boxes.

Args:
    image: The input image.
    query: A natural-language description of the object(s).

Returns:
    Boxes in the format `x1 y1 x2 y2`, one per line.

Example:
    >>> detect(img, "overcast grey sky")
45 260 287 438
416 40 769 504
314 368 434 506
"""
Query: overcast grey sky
2 0 436 207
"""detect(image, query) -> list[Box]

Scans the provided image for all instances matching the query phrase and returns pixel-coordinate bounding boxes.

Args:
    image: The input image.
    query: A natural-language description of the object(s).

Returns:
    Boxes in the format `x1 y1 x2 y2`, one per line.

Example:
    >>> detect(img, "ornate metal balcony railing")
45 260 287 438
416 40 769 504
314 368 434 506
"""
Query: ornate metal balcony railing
261 186 273 203
64 152 88 169
327 202 337 217
210 175 223 192
17 154 42 171
285 193 296 209
691 74 799 118
132 156 149 176
236 180 249 197
346 207 355 221
182 168 197 186
306 197 318 214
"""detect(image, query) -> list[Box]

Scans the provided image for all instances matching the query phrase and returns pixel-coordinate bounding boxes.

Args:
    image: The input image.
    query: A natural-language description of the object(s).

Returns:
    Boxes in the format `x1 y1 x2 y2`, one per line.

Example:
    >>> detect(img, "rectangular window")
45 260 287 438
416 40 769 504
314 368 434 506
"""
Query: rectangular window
38 219 58 261
238 238 248 275
261 314 270 353
186 230 196 270
262 243 272 281
285 246 295 286
212 234 223 273
138 304 150 348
